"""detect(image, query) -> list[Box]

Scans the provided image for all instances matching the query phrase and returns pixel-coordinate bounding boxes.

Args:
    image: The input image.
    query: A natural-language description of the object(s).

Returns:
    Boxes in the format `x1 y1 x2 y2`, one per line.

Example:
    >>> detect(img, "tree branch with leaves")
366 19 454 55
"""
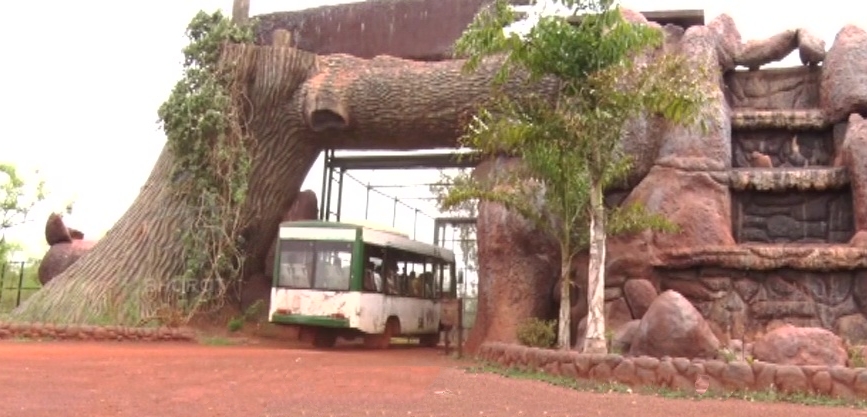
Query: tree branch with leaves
445 0 707 351
0 164 46 261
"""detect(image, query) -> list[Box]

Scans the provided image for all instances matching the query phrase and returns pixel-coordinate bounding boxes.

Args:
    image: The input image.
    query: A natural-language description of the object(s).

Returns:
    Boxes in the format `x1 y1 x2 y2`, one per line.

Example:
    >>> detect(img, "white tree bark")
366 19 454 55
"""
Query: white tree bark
557 255 571 350
582 180 608 354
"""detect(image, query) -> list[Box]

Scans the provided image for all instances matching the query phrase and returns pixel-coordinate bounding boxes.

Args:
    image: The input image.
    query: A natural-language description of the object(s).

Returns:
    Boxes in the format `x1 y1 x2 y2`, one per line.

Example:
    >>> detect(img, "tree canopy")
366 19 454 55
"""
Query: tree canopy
443 0 708 351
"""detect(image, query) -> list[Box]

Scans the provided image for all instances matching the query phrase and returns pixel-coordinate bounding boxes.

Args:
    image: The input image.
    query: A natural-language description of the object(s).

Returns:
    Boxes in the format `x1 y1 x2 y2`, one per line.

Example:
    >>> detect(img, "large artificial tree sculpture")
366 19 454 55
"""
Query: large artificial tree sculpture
8 11 550 325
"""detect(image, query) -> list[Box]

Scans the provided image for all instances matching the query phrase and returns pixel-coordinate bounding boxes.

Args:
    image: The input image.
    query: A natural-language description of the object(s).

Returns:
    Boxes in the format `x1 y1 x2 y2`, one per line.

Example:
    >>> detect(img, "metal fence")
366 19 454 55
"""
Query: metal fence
0 261 42 312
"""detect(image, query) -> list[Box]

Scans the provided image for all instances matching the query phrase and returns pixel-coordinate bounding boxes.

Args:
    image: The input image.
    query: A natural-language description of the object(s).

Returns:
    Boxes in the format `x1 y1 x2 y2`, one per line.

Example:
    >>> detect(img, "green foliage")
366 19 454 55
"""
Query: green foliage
516 317 557 348
447 0 709 349
227 317 244 332
0 164 46 261
446 0 708 256
157 11 257 318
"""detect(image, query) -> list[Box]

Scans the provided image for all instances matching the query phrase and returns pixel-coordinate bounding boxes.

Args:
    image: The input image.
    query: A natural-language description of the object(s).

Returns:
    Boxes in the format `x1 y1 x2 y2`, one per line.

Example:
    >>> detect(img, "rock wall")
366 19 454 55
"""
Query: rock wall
0 321 196 342
653 267 867 342
478 342 867 400
725 66 821 110
732 129 833 168
732 190 855 243
468 16 867 354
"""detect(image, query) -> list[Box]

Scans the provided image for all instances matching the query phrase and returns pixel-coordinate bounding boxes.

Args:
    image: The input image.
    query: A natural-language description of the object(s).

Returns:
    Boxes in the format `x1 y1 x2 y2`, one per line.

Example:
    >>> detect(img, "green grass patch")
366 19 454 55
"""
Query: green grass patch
198 336 239 346
466 362 867 409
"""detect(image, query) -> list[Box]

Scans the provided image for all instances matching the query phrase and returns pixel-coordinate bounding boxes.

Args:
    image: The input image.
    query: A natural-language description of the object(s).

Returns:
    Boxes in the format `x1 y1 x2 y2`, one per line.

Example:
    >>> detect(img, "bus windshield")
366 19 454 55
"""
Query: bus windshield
277 239 353 291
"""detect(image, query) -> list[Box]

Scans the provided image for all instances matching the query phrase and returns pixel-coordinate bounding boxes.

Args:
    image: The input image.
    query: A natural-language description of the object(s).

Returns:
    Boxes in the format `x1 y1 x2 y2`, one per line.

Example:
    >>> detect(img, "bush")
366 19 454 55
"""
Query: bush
516 317 556 348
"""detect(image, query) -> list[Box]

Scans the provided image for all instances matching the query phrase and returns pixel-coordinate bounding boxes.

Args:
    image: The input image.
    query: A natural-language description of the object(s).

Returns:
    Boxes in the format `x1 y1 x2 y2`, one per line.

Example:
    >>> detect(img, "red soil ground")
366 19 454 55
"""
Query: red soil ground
2 340 867 417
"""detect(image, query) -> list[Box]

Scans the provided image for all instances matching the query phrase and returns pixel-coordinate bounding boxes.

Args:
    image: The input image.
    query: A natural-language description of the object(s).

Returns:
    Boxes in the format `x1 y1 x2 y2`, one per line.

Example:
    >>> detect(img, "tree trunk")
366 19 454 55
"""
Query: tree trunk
582 180 608 354
11 44 554 325
557 250 571 350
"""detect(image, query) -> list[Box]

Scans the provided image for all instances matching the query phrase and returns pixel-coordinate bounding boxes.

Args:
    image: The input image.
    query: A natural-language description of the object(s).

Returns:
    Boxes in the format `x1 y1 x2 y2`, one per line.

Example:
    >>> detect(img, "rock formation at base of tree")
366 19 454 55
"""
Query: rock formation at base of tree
38 213 97 285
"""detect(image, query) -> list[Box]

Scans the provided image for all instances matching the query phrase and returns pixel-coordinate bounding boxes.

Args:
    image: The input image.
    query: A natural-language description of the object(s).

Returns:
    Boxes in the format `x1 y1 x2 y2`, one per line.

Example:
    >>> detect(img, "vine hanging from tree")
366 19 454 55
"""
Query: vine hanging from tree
155 10 258 322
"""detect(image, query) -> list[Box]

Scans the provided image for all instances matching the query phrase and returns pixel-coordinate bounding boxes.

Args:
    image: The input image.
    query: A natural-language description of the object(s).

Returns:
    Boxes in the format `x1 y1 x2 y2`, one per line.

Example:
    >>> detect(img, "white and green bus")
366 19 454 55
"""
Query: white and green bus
269 220 458 348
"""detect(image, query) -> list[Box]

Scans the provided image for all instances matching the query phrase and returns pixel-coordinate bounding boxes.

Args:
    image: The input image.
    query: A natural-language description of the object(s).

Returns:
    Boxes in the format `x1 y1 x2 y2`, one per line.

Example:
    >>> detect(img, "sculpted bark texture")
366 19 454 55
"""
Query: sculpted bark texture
12 43 552 324
465 158 559 353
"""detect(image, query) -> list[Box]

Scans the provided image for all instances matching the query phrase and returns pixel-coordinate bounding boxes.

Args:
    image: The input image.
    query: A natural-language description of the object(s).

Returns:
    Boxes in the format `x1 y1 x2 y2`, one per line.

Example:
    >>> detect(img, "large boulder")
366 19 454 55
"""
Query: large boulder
611 319 641 354
656 26 731 172
735 29 798 70
629 290 720 359
623 278 657 319
797 28 826 65
44 213 72 246
620 167 734 252
841 114 867 234
37 239 97 285
38 213 96 285
707 13 741 71
752 324 848 367
820 25 867 123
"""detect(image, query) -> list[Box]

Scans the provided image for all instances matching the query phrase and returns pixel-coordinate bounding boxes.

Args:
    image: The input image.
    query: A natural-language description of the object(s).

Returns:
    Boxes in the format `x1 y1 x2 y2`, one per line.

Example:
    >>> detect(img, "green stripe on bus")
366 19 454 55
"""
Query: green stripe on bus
271 314 350 328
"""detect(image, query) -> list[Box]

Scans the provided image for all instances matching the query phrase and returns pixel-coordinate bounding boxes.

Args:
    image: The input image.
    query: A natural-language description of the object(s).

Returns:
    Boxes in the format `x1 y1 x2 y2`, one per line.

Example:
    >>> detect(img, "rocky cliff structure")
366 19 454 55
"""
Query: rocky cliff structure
259 1 867 351
38 213 96 285
474 20 867 351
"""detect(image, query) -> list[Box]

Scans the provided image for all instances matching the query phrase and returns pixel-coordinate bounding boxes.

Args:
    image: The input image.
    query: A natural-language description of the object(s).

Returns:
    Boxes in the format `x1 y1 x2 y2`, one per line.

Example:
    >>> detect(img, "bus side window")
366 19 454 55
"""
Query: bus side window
363 244 384 293
381 249 400 296
439 265 453 299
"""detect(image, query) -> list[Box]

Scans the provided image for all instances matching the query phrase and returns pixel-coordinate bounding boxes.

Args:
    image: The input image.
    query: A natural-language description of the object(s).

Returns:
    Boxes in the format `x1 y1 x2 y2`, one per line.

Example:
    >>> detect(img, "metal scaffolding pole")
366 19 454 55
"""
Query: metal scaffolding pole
335 168 345 221
364 182 371 219
318 150 330 220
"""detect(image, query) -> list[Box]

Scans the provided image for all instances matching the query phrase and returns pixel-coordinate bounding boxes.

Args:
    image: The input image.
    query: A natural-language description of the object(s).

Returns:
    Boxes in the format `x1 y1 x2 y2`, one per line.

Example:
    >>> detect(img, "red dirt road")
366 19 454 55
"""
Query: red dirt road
2 341 867 417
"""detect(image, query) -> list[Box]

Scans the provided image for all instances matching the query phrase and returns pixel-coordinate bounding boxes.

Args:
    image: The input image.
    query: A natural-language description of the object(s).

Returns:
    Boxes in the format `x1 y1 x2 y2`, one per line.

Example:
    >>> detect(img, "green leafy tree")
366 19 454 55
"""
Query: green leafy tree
443 0 707 351
0 164 46 261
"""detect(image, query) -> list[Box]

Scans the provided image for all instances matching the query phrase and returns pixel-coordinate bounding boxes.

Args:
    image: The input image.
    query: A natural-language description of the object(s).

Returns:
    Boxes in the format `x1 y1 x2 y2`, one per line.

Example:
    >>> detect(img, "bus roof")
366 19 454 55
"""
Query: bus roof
279 220 456 263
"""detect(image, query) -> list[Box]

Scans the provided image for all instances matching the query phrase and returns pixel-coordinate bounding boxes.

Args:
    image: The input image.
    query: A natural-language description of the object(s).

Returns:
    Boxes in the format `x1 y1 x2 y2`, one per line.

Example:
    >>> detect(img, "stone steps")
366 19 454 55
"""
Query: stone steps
728 166 849 191
730 109 828 130
652 243 867 271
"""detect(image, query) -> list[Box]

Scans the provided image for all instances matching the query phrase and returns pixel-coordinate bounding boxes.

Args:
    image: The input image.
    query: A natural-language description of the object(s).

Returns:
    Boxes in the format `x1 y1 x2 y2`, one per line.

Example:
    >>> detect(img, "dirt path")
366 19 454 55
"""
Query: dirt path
2 341 867 417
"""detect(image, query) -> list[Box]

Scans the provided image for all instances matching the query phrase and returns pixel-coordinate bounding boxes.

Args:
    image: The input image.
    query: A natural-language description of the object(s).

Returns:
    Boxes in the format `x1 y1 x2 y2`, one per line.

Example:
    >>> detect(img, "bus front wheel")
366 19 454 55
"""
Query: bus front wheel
419 333 439 347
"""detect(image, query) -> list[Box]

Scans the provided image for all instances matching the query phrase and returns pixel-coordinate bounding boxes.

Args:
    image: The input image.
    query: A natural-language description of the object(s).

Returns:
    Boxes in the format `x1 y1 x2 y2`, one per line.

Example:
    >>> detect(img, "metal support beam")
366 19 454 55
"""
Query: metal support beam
328 151 483 170
335 168 345 221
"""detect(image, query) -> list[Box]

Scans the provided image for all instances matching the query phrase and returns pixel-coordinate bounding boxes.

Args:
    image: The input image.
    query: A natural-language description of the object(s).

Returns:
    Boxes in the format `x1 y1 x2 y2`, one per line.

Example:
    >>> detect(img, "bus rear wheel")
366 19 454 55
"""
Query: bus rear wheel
311 329 338 348
364 318 399 349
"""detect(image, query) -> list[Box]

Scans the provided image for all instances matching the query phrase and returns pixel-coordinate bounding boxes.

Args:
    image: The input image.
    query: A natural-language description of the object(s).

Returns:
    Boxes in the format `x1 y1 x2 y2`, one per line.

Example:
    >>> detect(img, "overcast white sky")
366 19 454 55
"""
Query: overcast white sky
0 0 865 260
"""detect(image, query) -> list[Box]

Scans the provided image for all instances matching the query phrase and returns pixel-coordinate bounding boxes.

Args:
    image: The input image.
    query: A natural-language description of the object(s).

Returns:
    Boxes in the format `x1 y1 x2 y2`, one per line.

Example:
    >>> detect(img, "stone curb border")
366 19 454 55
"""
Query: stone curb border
0 321 197 342
478 342 867 400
